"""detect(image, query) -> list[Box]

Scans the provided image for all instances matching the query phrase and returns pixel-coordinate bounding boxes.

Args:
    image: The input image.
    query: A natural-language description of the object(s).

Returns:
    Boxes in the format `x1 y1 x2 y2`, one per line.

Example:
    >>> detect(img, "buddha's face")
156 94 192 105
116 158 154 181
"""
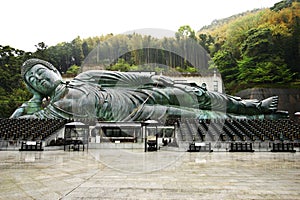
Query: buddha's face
25 64 62 95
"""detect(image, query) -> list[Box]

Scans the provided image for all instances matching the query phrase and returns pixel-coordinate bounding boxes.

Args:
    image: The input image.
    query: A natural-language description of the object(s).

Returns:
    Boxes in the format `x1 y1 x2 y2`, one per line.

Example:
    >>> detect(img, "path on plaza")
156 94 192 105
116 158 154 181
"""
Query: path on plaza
0 149 299 199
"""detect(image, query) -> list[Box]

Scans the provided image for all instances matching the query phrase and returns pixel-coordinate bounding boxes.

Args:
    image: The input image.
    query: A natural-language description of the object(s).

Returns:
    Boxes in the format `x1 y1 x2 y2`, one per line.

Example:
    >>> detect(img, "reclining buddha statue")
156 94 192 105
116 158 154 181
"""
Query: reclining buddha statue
10 58 280 121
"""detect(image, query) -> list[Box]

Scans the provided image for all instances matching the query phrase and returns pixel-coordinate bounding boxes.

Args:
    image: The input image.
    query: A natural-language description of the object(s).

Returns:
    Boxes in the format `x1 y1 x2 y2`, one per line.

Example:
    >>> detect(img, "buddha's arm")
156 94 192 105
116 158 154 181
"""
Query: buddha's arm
30 87 98 119
24 100 80 119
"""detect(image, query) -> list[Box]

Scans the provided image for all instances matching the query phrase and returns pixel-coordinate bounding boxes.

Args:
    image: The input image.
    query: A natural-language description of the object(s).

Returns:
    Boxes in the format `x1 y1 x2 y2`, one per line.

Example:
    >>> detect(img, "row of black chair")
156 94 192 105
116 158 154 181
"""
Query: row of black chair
176 118 300 142
0 118 66 141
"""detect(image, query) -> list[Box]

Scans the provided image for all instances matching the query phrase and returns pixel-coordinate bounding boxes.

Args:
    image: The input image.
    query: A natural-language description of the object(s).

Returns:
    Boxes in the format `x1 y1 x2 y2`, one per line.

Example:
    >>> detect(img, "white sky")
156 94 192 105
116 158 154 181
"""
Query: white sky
0 0 280 52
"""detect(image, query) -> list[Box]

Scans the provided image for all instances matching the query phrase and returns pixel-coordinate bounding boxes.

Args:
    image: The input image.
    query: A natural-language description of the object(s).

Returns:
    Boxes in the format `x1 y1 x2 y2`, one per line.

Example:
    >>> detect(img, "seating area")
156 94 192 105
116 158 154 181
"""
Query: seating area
0 118 66 142
176 118 300 143
0 117 299 151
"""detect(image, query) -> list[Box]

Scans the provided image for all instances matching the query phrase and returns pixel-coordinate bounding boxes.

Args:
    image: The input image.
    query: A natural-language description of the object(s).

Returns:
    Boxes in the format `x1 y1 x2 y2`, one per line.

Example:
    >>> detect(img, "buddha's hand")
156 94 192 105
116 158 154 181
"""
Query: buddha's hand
10 94 43 118
10 104 26 118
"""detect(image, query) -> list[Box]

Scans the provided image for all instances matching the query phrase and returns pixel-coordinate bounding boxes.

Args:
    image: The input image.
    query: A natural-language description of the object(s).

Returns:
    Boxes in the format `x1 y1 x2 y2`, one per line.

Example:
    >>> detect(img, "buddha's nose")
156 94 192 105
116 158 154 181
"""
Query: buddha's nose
35 74 43 81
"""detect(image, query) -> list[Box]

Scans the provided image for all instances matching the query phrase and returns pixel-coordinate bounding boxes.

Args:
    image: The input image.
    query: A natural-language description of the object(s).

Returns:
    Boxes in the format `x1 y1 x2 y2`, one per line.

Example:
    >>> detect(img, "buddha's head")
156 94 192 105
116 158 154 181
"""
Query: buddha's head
21 59 62 96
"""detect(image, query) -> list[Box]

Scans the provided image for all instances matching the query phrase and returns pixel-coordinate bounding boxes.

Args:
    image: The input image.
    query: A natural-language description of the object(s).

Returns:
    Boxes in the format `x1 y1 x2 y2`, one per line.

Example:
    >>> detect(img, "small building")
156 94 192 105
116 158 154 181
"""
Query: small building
64 122 89 151
90 121 175 146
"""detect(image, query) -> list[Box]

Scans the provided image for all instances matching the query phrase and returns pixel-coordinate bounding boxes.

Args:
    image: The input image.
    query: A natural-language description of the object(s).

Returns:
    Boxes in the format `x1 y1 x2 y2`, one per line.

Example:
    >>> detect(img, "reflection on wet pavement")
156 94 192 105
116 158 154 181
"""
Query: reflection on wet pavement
0 150 299 199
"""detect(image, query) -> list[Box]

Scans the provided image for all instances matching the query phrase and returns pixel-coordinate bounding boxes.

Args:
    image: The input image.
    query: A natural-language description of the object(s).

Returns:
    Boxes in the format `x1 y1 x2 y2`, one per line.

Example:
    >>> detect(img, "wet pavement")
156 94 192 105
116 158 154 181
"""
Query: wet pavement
0 149 299 199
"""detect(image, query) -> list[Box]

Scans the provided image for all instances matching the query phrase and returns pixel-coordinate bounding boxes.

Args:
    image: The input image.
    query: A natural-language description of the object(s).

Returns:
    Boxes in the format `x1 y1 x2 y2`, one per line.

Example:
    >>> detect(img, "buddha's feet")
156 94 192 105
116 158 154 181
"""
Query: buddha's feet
260 96 278 113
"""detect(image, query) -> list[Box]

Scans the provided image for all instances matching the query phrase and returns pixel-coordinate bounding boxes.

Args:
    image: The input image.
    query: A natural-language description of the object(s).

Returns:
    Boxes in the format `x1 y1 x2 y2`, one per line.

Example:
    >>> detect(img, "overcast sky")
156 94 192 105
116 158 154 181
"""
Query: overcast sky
1 0 280 52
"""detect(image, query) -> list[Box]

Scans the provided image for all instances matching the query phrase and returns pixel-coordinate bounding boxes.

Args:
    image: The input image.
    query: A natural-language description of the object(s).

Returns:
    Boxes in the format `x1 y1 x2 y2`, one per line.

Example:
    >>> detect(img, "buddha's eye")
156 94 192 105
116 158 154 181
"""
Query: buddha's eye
36 68 46 76
37 68 46 75
29 77 36 83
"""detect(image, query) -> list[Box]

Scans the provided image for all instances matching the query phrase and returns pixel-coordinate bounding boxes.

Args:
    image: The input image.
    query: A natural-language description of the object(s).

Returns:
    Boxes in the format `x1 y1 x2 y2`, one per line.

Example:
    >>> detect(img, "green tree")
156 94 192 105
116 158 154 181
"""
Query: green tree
212 50 239 91
198 33 214 53
82 41 89 58
270 0 293 11
176 25 196 40
0 45 31 117
238 55 294 84
106 58 131 72
240 28 274 57
33 42 49 60
238 27 295 85
71 36 84 66
66 65 81 75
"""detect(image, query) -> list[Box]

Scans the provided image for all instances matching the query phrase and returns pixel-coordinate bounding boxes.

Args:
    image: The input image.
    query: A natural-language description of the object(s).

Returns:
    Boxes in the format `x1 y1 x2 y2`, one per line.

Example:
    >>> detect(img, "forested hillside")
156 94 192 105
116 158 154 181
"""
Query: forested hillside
0 0 299 117
198 0 300 93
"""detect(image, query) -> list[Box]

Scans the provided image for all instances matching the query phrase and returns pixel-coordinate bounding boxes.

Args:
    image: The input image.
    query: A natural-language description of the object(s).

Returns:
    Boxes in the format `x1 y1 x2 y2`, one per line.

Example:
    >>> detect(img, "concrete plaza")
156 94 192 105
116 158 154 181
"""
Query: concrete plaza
0 148 299 199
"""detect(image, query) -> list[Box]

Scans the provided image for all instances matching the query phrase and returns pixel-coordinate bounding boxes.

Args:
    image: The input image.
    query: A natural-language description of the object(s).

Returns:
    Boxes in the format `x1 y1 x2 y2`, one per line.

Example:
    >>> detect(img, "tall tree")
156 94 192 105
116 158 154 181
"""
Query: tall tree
71 36 84 66
0 45 31 117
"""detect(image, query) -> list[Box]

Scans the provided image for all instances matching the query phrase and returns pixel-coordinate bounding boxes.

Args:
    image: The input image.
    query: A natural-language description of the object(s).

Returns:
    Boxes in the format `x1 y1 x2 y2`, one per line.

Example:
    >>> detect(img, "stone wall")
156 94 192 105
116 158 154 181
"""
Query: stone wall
236 88 300 118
